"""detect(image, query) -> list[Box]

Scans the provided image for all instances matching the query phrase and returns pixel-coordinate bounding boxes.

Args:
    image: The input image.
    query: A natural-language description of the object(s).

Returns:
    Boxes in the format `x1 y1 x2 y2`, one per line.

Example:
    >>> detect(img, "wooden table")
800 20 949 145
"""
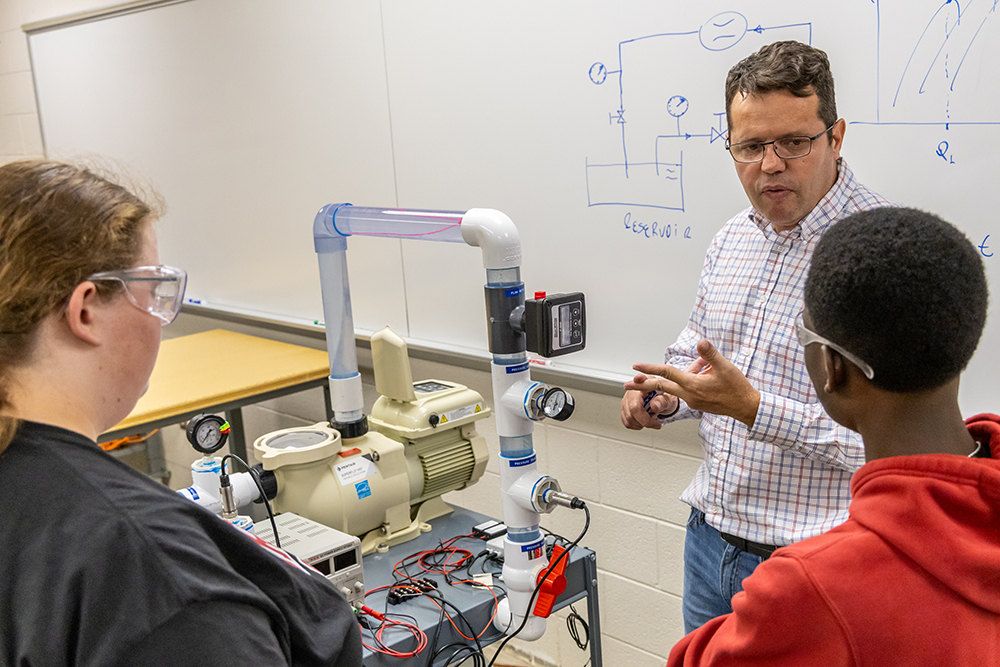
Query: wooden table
100 329 333 464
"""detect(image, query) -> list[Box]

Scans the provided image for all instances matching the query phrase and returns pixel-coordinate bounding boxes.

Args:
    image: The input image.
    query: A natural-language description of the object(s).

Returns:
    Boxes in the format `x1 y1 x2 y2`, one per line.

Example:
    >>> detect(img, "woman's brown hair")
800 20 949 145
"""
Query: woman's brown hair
0 159 158 453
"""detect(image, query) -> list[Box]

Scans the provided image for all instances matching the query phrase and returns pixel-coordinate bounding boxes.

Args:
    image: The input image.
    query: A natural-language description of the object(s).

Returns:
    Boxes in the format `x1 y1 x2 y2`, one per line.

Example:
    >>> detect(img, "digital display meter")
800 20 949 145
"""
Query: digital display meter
254 512 365 607
523 292 586 357
413 381 452 393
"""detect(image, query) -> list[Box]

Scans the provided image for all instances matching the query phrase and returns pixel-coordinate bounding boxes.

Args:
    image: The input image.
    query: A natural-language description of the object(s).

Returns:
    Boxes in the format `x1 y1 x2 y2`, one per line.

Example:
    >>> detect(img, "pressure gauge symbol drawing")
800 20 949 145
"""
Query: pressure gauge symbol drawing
667 95 689 118
541 387 575 421
186 413 231 454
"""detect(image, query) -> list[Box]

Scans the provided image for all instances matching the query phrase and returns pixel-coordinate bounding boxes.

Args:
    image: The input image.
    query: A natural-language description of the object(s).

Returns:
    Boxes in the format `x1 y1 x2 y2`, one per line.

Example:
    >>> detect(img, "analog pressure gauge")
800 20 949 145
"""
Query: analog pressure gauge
186 413 231 454
541 387 575 421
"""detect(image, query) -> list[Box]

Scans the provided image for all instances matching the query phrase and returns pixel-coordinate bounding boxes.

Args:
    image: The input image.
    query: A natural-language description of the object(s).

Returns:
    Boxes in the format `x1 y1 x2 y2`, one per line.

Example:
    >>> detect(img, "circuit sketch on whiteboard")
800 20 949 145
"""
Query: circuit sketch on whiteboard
585 11 812 212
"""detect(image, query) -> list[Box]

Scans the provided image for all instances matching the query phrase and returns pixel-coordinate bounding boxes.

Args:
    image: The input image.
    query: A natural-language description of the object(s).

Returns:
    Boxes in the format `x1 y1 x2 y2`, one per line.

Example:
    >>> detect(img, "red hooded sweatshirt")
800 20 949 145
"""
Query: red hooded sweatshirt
668 414 1000 666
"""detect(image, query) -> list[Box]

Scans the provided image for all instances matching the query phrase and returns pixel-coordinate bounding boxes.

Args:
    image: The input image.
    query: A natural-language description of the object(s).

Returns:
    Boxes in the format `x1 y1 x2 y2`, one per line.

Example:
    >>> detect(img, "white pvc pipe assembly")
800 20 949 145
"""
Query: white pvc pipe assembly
312 203 557 641
178 458 260 514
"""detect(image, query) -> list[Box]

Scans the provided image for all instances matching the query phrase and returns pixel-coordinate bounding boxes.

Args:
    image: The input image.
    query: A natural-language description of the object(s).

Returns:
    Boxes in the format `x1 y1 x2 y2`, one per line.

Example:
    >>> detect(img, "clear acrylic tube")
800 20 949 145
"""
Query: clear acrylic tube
317 250 359 379
333 206 466 243
316 249 364 423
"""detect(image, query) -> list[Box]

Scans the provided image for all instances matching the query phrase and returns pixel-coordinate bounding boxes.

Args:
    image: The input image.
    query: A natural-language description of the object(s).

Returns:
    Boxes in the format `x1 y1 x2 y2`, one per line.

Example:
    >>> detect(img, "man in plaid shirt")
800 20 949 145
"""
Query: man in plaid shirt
621 41 892 632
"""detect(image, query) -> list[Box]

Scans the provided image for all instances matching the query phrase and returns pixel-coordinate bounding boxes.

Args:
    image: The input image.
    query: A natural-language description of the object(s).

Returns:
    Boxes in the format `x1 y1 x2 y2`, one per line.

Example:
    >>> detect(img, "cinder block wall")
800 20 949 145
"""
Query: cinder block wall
0 3 704 662
0 2 43 162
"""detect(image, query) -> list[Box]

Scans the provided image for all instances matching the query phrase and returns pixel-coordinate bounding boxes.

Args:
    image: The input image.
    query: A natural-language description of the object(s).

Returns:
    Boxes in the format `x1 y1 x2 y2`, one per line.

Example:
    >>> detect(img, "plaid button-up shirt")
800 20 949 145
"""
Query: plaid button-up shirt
667 160 894 545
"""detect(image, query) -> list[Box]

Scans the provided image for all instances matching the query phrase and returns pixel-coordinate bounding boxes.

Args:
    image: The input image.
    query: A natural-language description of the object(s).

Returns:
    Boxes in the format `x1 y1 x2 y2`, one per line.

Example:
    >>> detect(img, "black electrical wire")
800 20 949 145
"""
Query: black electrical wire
430 592 488 656
397 570 503 664
376 576 483 659
221 453 281 549
425 600 448 667
543 526 574 549
368 624 398 655
566 603 589 651
435 642 486 667
486 503 591 667
363 612 424 656
374 532 510 663
465 549 504 578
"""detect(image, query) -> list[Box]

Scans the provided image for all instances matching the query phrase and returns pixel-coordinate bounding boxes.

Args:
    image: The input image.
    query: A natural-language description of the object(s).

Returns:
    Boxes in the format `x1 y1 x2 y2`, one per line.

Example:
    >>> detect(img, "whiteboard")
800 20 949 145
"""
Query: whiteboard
29 0 409 338
29 0 1000 414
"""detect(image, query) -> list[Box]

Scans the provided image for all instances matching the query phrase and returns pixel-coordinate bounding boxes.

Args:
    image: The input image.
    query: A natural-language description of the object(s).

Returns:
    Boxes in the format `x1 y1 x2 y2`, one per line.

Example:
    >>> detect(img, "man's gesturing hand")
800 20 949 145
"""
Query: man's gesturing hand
620 385 677 430
624 339 761 427
619 354 705 430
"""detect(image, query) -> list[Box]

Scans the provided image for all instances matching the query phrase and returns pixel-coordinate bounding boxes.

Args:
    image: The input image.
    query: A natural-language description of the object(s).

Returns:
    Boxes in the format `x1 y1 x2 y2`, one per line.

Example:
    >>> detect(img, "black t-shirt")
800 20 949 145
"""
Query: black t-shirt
0 421 362 667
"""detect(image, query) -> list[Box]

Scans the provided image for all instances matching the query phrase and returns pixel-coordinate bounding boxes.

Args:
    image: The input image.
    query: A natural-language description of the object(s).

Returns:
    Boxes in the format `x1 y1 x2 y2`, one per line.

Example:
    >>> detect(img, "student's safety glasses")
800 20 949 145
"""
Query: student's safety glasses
794 311 875 380
86 265 188 325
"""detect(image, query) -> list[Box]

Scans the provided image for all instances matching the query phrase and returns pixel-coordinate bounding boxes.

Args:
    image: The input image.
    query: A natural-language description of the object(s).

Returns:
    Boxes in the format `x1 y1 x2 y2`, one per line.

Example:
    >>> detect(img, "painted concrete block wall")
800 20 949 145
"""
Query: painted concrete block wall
0 1 43 164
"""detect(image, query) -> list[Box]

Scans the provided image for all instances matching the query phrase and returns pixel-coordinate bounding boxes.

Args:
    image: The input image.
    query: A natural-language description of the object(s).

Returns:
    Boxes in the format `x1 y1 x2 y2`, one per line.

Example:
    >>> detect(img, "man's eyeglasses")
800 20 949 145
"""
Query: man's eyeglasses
726 123 837 164
86 265 188 326
794 311 874 380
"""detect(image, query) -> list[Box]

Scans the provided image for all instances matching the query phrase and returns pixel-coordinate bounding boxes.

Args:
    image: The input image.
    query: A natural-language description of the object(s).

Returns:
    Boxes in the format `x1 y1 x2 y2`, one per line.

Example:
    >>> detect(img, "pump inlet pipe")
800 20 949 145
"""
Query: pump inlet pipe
313 204 582 641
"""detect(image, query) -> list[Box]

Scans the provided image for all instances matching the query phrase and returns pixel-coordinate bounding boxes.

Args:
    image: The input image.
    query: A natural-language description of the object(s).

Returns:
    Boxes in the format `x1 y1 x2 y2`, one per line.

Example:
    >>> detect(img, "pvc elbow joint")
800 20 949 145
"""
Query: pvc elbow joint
460 208 522 270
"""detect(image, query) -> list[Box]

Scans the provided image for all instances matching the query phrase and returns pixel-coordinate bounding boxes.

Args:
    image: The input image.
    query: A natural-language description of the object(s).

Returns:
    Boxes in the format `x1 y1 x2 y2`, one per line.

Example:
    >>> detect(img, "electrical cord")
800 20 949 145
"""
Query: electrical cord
362 531 506 663
566 603 589 651
435 642 485 667
438 591 496 646
542 526 574 550
368 580 494 662
384 577 500 645
486 502 591 667
466 549 504 577
366 523 590 664
392 533 476 586
425 600 447 667
220 453 280 549
357 605 427 658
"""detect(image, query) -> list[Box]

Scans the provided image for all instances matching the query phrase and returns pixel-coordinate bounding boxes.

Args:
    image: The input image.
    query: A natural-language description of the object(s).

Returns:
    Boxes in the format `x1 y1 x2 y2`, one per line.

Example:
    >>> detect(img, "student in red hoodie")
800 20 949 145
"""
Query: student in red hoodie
651 206 998 666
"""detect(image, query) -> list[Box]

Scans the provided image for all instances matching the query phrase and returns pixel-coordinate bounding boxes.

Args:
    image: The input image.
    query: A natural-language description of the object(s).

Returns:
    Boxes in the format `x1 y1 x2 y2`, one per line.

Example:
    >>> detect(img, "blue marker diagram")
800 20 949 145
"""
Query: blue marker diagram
585 11 812 212
859 0 1000 126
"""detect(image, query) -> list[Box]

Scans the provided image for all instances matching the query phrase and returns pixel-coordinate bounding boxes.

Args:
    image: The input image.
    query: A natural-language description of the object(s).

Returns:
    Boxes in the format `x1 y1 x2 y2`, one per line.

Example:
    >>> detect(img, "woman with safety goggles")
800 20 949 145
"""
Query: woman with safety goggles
0 160 362 666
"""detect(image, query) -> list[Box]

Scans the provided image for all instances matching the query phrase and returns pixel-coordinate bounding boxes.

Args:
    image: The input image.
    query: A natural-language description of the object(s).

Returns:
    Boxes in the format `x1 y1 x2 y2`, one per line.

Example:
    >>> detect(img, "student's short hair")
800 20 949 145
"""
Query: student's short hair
805 207 988 393
725 40 837 133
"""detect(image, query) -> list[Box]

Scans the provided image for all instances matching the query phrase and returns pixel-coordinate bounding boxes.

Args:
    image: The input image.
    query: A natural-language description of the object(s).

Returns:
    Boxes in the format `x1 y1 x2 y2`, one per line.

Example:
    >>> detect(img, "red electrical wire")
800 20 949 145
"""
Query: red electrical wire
391 533 476 583
359 532 502 654
358 606 428 658
424 579 500 640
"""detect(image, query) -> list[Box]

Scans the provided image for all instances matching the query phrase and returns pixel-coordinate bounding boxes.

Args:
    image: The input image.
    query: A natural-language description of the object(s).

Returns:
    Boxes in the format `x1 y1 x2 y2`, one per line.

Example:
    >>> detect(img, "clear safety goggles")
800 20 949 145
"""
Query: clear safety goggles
86 265 188 325
794 311 874 380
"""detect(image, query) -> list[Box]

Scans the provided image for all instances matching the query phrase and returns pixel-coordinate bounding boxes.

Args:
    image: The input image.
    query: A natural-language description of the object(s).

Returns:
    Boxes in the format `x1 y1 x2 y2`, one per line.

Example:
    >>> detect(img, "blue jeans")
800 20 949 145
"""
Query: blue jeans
682 507 766 634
